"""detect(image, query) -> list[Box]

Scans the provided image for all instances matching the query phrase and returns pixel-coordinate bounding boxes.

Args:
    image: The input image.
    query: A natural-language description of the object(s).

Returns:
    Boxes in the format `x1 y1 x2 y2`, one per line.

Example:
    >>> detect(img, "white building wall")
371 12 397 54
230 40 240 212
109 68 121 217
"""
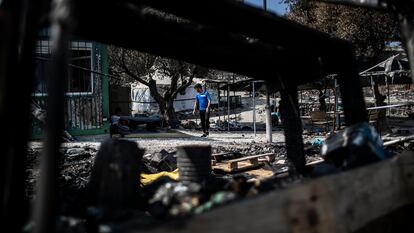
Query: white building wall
130 84 218 115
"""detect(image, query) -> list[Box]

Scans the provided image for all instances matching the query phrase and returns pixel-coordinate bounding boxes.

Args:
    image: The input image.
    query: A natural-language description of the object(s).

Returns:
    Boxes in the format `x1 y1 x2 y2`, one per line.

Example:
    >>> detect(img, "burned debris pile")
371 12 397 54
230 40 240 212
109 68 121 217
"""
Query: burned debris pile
25 131 413 233
25 140 308 232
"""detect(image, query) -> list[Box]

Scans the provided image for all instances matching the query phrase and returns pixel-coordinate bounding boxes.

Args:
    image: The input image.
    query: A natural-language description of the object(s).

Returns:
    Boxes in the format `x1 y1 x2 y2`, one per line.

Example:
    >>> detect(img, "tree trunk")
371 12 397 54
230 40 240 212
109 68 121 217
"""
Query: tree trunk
152 97 180 129
147 79 169 125
166 98 180 128
142 74 194 128
157 98 167 122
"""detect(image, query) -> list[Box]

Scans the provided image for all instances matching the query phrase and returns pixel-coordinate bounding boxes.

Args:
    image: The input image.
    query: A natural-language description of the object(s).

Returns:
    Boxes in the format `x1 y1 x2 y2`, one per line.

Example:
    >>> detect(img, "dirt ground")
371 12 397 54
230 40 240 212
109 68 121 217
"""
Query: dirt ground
66 130 288 154
25 117 413 233
26 129 322 196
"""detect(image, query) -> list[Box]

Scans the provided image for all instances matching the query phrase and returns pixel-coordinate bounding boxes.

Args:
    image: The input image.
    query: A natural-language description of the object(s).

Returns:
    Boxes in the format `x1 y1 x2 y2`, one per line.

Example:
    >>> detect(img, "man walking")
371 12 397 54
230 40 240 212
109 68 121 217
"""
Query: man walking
193 83 211 137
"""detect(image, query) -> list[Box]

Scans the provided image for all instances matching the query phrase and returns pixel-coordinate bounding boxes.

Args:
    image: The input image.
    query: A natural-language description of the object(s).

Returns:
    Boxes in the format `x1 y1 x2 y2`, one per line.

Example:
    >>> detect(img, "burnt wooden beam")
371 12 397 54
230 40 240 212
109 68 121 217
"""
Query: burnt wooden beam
32 0 73 232
131 0 338 56
130 0 363 75
0 1 27 231
73 2 324 86
279 81 306 174
0 0 46 231
335 45 368 125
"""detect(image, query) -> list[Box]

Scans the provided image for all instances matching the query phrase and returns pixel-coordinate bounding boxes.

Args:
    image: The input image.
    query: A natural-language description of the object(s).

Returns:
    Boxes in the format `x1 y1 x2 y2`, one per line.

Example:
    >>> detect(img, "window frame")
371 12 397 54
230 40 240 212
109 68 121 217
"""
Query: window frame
33 40 95 97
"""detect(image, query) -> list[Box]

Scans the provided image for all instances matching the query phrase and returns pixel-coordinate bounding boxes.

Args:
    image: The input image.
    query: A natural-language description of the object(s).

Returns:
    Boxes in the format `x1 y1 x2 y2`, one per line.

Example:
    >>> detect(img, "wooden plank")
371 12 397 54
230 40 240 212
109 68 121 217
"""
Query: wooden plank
132 153 414 233
230 162 238 171
212 152 238 162
227 153 275 172
227 153 276 163
306 159 325 166
212 152 235 157
229 163 265 174
211 160 217 166
383 135 414 147
249 157 259 165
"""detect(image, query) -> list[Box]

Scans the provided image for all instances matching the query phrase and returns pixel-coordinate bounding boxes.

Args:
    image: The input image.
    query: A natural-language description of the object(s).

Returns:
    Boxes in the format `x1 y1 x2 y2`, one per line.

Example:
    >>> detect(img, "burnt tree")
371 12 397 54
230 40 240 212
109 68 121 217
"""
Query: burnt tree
109 47 209 128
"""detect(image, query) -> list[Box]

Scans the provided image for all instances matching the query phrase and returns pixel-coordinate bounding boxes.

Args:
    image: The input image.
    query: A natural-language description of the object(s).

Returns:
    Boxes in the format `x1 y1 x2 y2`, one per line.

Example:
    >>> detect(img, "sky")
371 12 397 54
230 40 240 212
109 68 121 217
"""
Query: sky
244 0 288 15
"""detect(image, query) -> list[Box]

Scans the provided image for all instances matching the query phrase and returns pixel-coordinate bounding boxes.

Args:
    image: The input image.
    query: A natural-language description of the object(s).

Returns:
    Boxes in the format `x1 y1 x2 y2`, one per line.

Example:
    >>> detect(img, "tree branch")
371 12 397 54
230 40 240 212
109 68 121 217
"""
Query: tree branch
172 67 198 99
121 49 150 86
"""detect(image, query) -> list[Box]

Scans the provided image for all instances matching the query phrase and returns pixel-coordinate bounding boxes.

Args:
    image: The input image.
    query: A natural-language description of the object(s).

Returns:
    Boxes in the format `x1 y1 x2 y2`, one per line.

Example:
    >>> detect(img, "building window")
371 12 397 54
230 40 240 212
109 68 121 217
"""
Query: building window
34 40 94 96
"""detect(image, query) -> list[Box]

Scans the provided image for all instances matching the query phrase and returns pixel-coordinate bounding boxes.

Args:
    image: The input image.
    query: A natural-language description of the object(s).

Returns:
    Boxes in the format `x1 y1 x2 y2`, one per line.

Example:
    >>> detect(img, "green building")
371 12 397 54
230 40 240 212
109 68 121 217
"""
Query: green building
32 33 110 138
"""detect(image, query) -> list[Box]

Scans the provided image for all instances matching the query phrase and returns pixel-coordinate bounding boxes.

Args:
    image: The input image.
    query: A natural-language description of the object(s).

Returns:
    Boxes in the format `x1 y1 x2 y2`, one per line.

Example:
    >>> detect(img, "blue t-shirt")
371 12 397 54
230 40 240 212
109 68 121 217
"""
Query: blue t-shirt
196 90 211 110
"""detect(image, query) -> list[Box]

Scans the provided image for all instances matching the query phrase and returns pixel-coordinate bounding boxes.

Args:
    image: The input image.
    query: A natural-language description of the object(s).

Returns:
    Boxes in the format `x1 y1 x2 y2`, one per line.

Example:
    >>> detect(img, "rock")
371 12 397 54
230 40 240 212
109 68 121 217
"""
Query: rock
142 149 177 173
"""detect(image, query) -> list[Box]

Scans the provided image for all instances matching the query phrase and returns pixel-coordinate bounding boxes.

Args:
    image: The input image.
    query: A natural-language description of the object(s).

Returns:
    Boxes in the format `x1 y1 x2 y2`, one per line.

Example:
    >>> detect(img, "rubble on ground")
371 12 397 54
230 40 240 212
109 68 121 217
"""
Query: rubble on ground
181 120 199 130
25 126 414 233
142 149 177 174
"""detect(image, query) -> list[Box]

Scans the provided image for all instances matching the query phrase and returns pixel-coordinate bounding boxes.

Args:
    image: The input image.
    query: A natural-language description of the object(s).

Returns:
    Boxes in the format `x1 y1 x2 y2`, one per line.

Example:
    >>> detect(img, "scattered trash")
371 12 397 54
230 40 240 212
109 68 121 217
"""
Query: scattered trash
141 169 179 186
193 191 237 214
311 137 326 145
210 120 252 131
148 181 202 217
322 122 388 169
181 120 199 129
142 149 177 174
24 121 412 232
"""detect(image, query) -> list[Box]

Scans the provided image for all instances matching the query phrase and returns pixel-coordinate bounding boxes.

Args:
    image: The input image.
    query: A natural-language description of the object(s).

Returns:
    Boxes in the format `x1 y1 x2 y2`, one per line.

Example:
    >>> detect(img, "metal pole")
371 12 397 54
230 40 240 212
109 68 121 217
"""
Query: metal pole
386 76 391 115
265 86 272 142
253 81 256 137
233 75 237 121
370 76 377 107
333 78 338 131
217 85 220 122
263 0 267 11
227 81 230 132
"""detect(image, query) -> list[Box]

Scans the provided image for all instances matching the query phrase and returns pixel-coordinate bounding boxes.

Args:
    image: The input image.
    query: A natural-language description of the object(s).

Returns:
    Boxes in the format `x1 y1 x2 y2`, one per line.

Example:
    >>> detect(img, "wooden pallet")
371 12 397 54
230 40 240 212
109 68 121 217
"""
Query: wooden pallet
222 153 276 173
212 152 241 162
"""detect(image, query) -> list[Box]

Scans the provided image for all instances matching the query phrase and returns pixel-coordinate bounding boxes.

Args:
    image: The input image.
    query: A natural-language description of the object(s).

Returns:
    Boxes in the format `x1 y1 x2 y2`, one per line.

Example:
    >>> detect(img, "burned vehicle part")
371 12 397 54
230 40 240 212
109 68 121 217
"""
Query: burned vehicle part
321 122 387 169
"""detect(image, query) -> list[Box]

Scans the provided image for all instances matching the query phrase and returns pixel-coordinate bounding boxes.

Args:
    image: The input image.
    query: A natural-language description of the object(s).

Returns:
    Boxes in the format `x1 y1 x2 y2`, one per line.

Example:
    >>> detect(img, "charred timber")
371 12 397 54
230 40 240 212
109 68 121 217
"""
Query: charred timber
73 1 325 88
129 0 342 61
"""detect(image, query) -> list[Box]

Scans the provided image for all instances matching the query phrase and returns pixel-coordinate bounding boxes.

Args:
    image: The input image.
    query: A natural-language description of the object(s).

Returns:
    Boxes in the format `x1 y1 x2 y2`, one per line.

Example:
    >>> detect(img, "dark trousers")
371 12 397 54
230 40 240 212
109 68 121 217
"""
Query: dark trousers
199 110 210 133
